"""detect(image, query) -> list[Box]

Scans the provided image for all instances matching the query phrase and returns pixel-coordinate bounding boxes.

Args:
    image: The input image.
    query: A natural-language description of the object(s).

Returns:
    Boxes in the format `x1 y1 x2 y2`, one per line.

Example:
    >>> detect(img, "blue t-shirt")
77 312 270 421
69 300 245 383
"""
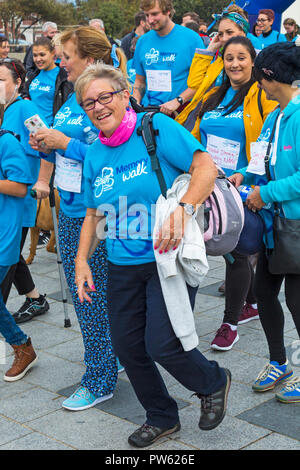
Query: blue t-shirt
200 87 247 177
2 97 41 227
49 92 99 218
127 58 136 93
0 132 33 266
255 30 287 50
246 33 262 53
29 67 60 126
84 112 205 266
133 25 204 106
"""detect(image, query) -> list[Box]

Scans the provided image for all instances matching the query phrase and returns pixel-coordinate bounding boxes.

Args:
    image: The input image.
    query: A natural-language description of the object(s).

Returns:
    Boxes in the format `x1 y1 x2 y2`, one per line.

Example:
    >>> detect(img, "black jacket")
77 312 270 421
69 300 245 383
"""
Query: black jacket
121 30 136 60
23 67 73 119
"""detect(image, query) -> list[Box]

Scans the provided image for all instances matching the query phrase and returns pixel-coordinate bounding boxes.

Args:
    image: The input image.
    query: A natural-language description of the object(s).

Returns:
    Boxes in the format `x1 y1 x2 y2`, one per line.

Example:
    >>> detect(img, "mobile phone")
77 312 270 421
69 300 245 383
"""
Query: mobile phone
24 114 47 134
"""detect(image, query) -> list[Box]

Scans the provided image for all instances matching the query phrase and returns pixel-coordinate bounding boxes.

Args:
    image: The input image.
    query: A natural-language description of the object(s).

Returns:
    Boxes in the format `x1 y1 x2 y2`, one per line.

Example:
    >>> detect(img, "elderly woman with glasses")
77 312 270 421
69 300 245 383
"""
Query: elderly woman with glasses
74 62 231 449
29 26 127 412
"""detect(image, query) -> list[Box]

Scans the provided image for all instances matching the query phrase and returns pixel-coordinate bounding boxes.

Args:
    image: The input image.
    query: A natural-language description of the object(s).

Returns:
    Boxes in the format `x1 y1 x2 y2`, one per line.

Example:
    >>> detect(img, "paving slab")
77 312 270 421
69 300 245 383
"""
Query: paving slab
172 406 270 450
58 377 190 426
0 416 33 446
0 432 73 450
237 398 300 440
0 244 298 450
0 387 62 424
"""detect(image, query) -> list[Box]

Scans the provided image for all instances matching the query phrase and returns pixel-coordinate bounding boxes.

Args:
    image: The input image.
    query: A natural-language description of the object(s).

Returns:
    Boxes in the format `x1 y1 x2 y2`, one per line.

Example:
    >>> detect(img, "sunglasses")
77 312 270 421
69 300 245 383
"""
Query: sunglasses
80 89 125 111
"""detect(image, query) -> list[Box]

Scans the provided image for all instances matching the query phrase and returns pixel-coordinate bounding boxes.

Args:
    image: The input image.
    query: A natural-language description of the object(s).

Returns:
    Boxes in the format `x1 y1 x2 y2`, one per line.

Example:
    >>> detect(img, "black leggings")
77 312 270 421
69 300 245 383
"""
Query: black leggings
1 227 35 304
223 250 257 325
254 249 300 365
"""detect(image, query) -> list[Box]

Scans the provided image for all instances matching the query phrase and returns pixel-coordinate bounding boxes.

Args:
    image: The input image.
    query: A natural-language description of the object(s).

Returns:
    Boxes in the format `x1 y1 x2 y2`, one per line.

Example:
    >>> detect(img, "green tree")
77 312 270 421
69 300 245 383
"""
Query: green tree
173 0 230 26
0 0 76 42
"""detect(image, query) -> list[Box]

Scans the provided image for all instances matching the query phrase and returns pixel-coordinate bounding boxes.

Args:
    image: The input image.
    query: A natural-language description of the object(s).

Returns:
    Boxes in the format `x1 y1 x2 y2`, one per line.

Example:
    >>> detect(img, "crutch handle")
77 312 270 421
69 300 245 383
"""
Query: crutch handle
30 189 37 199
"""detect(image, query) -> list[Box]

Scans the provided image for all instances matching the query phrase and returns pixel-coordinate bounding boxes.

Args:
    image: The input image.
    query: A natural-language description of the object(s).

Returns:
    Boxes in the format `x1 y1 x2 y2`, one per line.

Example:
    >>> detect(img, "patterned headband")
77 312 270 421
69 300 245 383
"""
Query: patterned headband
213 11 250 34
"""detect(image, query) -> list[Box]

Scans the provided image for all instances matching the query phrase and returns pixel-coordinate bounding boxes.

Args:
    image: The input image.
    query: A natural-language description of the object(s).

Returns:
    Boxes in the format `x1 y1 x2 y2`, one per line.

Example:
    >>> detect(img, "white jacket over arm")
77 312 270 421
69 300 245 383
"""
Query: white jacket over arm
153 174 209 352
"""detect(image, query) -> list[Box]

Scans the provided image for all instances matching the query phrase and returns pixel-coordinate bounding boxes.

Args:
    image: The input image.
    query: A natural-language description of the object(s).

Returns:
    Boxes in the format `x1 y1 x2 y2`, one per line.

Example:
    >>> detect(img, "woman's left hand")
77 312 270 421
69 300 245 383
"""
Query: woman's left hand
246 186 266 211
154 205 190 253
34 128 71 151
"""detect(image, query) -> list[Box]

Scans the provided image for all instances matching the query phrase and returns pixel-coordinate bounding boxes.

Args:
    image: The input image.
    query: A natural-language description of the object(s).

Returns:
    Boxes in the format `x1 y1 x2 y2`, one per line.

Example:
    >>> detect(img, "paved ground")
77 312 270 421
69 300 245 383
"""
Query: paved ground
0 240 299 451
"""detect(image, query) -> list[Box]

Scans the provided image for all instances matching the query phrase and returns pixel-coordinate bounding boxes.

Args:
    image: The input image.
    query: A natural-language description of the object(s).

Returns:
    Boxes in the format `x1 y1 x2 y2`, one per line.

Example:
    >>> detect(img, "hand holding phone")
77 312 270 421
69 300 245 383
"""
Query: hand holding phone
24 114 47 135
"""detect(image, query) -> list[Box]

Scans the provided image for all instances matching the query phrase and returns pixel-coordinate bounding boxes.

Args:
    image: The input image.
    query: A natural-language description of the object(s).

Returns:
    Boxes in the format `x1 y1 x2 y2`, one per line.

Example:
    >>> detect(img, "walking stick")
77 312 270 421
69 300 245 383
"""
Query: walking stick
31 171 71 328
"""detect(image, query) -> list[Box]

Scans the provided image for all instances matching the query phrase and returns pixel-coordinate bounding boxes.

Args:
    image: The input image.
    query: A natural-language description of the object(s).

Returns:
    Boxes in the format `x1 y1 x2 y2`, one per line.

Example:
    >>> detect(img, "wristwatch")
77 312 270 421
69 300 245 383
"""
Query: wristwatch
179 202 195 216
176 96 184 105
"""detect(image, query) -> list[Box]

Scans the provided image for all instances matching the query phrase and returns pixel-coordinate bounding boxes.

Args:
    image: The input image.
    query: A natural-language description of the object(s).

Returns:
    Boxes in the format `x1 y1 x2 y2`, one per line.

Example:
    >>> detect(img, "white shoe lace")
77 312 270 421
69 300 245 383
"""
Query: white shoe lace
280 376 300 392
255 362 285 382
72 387 90 400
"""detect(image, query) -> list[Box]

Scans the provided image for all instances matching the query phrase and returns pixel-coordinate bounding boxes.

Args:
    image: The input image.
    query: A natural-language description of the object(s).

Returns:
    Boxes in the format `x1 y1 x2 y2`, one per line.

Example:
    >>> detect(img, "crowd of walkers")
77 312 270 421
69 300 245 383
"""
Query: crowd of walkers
0 0 299 449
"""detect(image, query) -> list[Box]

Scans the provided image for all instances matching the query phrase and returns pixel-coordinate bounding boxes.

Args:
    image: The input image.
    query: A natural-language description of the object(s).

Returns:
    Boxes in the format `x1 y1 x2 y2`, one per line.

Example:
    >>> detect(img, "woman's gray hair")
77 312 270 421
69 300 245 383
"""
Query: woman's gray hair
75 62 129 105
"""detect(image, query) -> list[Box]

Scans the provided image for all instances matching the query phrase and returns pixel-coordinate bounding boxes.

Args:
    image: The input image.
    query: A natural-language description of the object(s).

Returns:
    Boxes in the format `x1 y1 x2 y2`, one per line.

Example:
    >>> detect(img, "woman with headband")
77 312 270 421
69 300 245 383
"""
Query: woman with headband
176 5 260 132
30 27 127 412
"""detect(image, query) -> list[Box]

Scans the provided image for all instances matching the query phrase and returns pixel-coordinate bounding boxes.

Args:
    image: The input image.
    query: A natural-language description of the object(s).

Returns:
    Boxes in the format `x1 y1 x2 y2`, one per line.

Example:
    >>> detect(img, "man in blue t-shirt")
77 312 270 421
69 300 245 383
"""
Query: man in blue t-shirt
255 9 286 50
132 0 204 116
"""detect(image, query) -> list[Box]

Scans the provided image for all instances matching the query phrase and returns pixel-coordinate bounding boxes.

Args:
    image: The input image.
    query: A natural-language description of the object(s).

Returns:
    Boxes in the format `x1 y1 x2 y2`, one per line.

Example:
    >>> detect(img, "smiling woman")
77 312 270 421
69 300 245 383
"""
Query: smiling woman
191 36 277 352
74 62 232 449
23 37 72 126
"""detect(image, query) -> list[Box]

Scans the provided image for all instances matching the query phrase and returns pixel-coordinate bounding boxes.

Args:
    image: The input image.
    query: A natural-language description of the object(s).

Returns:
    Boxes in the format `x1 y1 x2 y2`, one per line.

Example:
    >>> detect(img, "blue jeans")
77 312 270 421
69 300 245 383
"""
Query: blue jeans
0 266 27 346
107 261 226 428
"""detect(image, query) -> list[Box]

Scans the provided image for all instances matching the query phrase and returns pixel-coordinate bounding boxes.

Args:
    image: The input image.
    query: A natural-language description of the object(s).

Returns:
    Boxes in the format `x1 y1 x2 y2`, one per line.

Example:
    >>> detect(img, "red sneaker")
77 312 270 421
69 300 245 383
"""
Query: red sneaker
211 323 239 351
238 303 259 325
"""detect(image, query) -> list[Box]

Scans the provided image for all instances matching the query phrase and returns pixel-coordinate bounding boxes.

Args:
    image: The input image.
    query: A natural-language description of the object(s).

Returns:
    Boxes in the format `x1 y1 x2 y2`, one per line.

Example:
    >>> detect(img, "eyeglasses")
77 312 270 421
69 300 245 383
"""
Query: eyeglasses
0 58 21 79
80 89 125 111
257 18 268 23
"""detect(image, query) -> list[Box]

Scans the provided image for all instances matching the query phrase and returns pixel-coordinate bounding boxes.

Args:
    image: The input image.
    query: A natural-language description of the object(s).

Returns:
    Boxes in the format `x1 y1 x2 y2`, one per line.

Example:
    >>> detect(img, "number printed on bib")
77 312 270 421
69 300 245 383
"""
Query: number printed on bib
54 153 82 193
207 134 240 170
146 70 172 92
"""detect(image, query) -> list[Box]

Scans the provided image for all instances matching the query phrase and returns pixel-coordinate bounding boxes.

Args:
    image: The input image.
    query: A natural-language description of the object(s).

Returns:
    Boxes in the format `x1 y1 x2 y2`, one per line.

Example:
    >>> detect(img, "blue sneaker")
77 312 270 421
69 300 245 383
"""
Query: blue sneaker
116 357 125 373
275 376 300 403
252 360 293 392
62 386 113 411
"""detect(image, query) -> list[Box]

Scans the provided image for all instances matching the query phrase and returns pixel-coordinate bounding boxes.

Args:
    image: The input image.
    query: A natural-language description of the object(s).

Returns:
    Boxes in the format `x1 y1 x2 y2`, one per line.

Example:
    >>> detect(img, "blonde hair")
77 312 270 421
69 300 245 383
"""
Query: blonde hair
227 4 248 20
75 63 128 105
59 26 127 77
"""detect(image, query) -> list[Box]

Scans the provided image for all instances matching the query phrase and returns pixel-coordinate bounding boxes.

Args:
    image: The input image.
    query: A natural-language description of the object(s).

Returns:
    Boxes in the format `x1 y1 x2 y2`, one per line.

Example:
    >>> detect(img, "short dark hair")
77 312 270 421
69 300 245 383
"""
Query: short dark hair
185 21 200 33
182 11 200 25
33 36 55 52
0 58 26 93
0 35 8 44
134 11 147 27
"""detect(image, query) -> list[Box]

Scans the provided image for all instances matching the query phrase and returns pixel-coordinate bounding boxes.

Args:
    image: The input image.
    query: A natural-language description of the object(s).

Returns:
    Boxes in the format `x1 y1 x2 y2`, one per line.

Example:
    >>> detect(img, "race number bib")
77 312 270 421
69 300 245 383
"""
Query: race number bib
54 153 82 193
207 134 240 170
247 141 271 175
146 70 172 92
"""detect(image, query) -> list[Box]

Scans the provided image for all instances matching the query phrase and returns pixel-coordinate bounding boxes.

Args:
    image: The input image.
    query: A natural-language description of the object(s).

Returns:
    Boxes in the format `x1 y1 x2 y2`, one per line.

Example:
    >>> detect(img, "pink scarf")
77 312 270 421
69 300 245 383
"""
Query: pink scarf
98 107 137 147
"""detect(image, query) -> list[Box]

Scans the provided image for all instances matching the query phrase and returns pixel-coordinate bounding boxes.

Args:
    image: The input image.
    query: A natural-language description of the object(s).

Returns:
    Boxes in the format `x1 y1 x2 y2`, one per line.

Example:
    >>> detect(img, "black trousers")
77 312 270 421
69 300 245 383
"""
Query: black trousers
254 249 300 364
107 261 226 428
223 250 257 325
1 227 35 304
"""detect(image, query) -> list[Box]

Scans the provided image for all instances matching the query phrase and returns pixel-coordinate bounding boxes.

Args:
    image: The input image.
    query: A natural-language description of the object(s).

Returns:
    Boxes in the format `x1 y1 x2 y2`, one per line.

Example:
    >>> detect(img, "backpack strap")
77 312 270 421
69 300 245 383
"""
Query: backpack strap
0 129 20 141
257 88 263 120
137 112 168 198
